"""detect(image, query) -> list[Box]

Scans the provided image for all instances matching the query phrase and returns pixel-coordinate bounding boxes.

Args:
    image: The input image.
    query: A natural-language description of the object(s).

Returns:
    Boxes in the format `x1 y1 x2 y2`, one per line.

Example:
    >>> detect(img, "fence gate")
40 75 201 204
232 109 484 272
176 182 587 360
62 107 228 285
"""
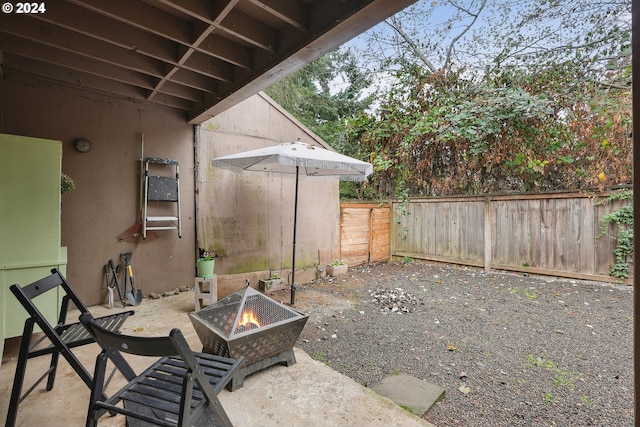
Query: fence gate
340 203 390 266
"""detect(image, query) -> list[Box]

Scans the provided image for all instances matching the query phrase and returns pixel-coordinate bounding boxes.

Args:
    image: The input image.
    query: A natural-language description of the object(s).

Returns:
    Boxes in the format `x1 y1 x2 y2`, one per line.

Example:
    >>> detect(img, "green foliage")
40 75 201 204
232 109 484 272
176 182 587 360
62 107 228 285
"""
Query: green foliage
524 288 539 300
341 0 631 199
265 49 375 139
266 49 375 199
61 173 75 194
527 354 584 394
310 352 326 362
267 1 633 206
597 190 633 278
347 62 631 197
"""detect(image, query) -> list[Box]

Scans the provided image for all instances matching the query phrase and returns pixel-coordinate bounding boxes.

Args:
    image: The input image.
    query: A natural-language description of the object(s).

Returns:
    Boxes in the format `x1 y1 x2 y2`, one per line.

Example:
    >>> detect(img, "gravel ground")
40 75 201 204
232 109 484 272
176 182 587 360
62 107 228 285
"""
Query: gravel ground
287 261 633 427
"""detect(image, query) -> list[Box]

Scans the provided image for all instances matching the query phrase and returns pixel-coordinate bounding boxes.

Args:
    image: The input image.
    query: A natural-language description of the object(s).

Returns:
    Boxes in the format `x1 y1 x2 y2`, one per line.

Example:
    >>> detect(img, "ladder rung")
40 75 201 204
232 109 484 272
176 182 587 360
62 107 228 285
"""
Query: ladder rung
146 226 178 231
146 216 179 222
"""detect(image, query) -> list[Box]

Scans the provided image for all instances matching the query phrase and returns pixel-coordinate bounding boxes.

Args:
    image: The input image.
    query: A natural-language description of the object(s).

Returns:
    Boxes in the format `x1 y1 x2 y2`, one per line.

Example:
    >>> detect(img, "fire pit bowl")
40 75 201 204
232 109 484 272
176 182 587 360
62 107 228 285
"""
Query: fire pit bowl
189 285 308 390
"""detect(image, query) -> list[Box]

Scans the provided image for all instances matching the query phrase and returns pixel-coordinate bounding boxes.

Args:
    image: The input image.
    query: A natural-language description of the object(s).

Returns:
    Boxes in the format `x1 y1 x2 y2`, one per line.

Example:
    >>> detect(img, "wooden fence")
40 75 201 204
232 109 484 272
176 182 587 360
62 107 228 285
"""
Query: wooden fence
386 192 631 284
339 202 391 266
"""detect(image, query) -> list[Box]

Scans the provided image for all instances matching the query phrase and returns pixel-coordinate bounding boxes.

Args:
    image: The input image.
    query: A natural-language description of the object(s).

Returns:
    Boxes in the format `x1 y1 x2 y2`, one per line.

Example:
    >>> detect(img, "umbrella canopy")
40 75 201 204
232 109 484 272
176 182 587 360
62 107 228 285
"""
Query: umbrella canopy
212 141 373 304
212 141 373 180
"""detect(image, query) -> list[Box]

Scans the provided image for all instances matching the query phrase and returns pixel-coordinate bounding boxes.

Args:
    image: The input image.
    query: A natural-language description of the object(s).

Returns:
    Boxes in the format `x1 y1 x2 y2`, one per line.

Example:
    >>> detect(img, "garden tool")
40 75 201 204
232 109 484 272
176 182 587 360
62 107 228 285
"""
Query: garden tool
106 266 114 309
106 260 126 308
120 251 143 306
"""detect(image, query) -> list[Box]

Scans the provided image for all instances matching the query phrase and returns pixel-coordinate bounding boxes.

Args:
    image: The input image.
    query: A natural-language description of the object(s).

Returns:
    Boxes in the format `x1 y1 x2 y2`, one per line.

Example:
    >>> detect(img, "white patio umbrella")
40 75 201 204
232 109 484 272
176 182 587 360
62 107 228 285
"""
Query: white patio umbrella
212 141 373 304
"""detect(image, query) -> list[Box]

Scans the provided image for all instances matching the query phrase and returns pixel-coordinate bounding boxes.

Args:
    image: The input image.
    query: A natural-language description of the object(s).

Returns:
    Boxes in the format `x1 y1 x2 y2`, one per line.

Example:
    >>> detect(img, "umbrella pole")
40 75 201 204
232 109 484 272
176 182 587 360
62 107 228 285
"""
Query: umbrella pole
290 166 299 305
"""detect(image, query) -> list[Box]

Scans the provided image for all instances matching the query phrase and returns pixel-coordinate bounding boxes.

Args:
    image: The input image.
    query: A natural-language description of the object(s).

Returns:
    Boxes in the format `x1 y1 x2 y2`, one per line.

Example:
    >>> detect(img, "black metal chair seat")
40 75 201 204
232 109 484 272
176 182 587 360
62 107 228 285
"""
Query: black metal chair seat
5 268 134 427
27 312 130 356
81 313 243 427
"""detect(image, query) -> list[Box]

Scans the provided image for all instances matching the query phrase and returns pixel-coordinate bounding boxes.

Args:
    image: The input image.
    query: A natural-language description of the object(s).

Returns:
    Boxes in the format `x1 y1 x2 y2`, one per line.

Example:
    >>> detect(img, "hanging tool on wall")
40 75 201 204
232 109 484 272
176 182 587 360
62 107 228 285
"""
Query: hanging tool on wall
121 251 143 306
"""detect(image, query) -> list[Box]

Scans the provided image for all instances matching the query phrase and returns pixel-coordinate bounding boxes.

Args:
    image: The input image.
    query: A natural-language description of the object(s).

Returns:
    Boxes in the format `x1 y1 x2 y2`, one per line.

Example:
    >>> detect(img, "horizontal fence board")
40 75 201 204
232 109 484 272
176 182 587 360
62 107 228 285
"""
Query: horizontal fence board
340 203 391 266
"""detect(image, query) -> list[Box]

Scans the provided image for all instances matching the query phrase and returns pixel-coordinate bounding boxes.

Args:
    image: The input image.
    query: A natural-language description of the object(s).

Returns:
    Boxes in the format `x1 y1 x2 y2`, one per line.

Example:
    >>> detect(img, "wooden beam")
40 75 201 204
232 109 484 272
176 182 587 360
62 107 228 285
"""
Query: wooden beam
69 0 251 71
68 0 192 44
34 1 177 62
188 0 418 123
199 33 253 70
181 49 234 82
0 34 155 89
169 68 219 93
248 0 308 31
0 15 165 77
220 9 277 52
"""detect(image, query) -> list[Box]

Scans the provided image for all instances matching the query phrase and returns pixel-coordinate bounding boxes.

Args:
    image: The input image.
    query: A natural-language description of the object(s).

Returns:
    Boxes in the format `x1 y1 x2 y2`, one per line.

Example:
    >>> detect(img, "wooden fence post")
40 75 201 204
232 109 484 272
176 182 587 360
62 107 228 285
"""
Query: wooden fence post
484 196 492 273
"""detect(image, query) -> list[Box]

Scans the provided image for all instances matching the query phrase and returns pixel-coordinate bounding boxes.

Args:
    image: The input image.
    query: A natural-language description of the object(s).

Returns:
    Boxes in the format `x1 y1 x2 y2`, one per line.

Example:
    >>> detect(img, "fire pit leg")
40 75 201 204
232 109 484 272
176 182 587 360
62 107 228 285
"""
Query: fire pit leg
226 349 297 391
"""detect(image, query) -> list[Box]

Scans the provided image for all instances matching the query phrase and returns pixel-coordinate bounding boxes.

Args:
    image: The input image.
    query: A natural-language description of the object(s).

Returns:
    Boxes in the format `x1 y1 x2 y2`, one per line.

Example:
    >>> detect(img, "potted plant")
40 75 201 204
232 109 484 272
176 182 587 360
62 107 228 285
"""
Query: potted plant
196 248 217 278
326 259 348 276
259 273 286 292
61 173 75 194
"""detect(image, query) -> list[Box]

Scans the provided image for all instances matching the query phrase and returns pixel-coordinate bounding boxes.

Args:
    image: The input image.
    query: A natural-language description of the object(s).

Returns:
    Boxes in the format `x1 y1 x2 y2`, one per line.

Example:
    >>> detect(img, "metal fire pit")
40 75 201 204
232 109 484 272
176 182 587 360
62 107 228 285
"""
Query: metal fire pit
189 285 308 391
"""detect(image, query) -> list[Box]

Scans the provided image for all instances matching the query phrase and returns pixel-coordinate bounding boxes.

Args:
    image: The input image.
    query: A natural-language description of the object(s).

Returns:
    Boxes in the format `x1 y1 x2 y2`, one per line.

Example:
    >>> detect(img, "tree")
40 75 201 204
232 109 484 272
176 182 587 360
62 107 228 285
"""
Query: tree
348 63 631 197
342 0 632 198
354 0 631 79
265 49 375 147
266 49 377 199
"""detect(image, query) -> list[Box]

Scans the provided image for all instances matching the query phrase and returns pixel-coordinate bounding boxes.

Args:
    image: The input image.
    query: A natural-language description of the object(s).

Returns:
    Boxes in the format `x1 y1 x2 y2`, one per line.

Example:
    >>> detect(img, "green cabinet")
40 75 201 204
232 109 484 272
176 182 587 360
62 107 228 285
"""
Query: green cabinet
1 134 67 364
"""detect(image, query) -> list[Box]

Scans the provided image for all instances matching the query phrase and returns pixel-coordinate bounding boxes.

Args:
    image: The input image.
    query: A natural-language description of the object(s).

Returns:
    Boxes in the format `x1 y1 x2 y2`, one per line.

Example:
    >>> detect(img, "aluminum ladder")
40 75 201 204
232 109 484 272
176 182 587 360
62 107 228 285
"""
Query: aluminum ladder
142 157 181 239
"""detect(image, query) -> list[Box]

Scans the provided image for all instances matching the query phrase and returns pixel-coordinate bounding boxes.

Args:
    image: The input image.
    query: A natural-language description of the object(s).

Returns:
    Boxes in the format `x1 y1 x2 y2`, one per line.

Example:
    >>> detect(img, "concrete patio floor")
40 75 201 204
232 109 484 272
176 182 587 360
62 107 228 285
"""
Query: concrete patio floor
0 288 434 427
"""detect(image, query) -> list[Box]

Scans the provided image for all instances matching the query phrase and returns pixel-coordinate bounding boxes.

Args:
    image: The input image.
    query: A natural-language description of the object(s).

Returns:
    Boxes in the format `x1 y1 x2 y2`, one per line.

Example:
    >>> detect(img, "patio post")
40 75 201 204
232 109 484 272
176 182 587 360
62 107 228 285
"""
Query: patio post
290 165 299 305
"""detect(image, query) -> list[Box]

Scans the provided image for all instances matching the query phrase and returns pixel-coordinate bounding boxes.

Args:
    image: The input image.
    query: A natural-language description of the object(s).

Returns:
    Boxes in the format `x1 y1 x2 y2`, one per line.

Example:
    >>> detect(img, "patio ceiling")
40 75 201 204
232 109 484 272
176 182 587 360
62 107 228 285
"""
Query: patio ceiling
0 0 416 123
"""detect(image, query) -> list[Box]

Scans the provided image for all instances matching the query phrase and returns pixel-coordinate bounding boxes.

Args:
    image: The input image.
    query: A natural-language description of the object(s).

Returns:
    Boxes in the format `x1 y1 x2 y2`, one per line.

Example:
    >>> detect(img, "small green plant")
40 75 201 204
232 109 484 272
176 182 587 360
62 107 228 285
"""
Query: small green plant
528 354 554 369
527 354 583 393
402 256 413 264
61 173 75 194
524 288 539 300
310 352 326 362
580 394 594 406
552 374 574 389
199 249 217 261
545 392 553 404
269 273 281 280
330 259 345 266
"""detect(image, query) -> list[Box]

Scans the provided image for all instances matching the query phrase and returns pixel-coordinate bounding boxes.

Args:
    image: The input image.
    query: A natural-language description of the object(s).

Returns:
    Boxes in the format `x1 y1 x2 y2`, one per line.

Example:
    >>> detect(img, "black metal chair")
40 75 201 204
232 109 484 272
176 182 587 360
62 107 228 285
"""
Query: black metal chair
80 312 243 427
6 268 134 427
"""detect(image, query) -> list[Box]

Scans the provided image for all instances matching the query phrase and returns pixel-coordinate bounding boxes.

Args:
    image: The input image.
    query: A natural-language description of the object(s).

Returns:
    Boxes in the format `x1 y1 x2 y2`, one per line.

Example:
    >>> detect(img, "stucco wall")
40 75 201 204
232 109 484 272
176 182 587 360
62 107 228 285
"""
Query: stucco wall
0 78 196 305
198 93 340 296
0 79 340 304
